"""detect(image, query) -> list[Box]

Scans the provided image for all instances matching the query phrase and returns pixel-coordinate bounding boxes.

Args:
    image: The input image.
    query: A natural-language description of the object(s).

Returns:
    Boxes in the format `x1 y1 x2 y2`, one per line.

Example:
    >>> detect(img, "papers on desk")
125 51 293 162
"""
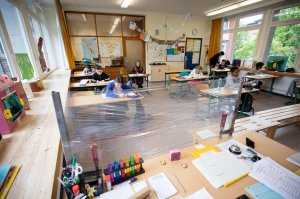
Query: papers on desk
131 180 148 193
249 157 300 199
287 152 300 167
100 184 134 199
79 79 89 86
196 129 217 140
216 139 264 169
245 183 285 199
192 152 250 189
184 188 214 199
148 172 177 199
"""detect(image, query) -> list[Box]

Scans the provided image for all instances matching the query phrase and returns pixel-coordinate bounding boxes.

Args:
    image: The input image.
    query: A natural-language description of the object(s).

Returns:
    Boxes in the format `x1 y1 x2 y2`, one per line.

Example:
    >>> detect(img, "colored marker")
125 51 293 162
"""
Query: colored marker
90 144 99 173
125 157 130 167
113 161 119 171
130 156 135 166
131 166 135 175
134 154 140 164
121 169 125 178
105 175 112 191
71 156 77 178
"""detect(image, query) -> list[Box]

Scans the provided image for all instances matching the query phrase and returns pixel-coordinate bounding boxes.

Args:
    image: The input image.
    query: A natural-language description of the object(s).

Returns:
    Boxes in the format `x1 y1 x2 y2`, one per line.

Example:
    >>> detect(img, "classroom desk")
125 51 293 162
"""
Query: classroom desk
245 74 279 94
69 81 109 91
134 132 299 199
210 68 230 79
164 70 191 86
170 76 210 98
128 74 151 90
67 91 143 108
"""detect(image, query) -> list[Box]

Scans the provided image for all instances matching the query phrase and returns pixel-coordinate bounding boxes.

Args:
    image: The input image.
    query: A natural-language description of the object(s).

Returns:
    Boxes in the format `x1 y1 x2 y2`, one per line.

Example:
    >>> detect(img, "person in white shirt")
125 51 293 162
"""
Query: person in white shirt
225 66 250 88
189 66 203 78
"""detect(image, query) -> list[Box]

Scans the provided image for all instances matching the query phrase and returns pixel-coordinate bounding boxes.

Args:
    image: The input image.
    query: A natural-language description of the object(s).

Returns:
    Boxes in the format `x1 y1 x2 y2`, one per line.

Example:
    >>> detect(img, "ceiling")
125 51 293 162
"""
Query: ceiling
56 0 286 18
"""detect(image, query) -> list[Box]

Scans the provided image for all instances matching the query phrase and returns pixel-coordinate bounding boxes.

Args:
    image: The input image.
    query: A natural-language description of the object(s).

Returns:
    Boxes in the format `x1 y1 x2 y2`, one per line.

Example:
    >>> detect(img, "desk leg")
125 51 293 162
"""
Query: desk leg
266 126 277 139
165 74 167 86
269 78 275 94
240 93 248 116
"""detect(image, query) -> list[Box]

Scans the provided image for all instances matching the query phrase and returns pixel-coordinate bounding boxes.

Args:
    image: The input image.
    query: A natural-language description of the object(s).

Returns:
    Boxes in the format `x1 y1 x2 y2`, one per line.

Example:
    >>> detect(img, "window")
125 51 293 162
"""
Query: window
223 18 236 30
273 5 300 22
96 15 122 36
239 14 263 28
233 29 259 60
221 32 234 60
0 36 12 77
66 13 96 36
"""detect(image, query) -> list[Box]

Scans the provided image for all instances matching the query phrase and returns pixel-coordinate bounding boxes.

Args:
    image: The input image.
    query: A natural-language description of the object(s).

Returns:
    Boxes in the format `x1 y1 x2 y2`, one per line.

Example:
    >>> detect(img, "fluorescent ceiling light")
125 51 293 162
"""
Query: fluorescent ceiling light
121 0 132 8
82 14 87 22
206 0 263 16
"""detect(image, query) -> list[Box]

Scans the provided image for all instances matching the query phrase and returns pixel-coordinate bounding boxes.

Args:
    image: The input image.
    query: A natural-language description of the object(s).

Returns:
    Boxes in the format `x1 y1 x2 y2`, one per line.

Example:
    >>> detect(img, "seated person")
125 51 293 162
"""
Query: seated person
246 62 264 89
131 60 145 88
82 64 94 74
92 66 110 82
225 66 250 88
105 76 132 98
189 66 203 78
218 59 227 69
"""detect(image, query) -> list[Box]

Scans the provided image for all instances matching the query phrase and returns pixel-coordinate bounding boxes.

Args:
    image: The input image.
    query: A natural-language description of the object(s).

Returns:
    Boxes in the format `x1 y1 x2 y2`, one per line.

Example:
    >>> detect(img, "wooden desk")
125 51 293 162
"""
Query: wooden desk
245 74 279 93
128 74 151 89
164 70 191 86
136 132 299 199
69 81 109 91
67 91 143 108
210 68 230 79
210 68 230 72
0 69 70 198
200 87 259 97
71 72 93 78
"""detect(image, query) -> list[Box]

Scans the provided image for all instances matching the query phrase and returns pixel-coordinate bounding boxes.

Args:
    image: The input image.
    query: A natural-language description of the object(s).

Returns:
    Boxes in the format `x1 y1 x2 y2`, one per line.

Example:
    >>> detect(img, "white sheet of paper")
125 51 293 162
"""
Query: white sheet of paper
250 116 272 126
242 123 258 131
195 144 206 150
287 152 300 167
249 157 300 199
100 184 134 199
148 172 177 199
196 129 217 140
192 152 250 189
131 180 148 193
184 188 214 199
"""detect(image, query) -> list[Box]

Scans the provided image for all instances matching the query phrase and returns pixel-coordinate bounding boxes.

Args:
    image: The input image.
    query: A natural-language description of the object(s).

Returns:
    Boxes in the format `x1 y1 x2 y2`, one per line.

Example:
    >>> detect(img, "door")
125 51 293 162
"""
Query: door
184 38 202 70
124 39 145 73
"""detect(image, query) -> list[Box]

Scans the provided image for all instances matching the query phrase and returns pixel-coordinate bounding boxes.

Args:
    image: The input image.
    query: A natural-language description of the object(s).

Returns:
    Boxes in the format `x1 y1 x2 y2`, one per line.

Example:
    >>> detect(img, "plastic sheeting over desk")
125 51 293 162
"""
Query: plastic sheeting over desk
62 78 242 171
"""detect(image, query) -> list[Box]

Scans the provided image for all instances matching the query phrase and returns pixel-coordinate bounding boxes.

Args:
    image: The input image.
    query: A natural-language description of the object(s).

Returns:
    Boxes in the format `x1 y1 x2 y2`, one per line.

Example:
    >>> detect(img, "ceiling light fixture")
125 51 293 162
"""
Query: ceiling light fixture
121 0 132 8
109 17 121 34
82 14 87 22
206 0 263 16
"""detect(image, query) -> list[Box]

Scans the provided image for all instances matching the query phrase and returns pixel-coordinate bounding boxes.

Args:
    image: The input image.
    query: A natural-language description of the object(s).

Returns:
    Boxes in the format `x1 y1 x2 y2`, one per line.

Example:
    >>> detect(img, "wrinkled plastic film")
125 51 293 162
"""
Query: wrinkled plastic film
62 79 242 171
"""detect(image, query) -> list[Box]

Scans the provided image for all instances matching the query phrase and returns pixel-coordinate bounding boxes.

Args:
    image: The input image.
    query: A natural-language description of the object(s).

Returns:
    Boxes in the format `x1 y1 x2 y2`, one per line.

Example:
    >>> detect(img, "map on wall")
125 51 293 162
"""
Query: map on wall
82 38 98 59
99 38 122 57
147 42 167 63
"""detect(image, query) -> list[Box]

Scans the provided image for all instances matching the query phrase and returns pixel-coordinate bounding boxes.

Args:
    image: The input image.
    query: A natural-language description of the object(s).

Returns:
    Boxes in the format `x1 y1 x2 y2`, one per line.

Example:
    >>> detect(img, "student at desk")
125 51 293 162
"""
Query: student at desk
131 60 145 88
82 64 94 74
105 76 132 98
246 62 264 89
225 66 249 88
92 66 110 82
189 66 203 78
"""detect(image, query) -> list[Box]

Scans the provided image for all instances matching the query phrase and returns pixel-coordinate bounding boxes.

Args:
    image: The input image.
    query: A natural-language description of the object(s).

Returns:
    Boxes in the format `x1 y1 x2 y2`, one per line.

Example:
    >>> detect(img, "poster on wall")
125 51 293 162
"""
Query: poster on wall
186 39 194 52
147 42 167 63
15 53 34 80
82 38 98 59
166 44 185 62
99 37 122 58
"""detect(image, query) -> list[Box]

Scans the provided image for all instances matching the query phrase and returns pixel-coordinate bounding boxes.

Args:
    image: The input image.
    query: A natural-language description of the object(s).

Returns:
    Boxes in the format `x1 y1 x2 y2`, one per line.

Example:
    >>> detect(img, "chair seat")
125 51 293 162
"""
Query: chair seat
188 80 201 85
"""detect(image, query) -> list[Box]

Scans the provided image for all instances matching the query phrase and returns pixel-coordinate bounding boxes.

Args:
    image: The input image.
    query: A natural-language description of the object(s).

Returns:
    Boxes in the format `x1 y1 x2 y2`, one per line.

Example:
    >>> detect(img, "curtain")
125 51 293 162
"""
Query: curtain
56 0 75 70
208 18 222 61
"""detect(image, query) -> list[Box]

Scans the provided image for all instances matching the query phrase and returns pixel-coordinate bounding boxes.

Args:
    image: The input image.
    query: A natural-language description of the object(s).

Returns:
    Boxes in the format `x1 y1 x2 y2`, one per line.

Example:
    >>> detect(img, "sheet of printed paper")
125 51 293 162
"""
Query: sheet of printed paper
148 172 177 199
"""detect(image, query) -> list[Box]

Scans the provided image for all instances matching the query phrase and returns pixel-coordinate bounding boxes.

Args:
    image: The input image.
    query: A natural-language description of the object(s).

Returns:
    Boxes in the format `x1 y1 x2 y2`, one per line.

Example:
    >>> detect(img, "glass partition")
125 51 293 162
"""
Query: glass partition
96 15 122 36
66 13 96 36
122 16 144 37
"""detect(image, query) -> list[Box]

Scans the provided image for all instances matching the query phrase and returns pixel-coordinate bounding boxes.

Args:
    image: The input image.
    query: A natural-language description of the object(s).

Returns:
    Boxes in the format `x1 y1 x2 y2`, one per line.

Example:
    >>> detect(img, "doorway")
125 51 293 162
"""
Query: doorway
124 39 145 73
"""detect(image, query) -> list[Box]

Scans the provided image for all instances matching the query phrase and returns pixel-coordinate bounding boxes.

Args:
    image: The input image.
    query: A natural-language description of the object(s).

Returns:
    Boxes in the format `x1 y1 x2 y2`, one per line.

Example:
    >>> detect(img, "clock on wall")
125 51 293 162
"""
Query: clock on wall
192 28 198 36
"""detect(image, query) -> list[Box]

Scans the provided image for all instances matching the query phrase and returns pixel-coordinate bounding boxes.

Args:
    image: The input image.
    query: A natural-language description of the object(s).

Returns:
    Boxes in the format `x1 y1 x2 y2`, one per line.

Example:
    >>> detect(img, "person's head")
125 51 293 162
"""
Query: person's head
86 64 92 69
220 51 225 56
114 75 125 89
221 59 226 65
95 66 103 75
256 62 264 70
230 66 239 77
136 60 141 67
195 65 203 73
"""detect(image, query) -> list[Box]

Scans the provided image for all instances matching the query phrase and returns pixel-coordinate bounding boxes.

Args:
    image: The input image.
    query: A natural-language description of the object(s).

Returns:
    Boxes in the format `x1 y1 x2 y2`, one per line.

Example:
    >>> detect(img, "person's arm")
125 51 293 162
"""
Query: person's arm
132 67 137 74
103 72 110 80
122 84 132 90
105 82 119 98
92 73 98 81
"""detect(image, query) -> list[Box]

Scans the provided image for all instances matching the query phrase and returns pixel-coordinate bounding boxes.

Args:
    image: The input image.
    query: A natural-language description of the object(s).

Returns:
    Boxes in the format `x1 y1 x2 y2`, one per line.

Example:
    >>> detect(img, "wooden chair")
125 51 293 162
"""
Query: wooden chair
195 84 210 115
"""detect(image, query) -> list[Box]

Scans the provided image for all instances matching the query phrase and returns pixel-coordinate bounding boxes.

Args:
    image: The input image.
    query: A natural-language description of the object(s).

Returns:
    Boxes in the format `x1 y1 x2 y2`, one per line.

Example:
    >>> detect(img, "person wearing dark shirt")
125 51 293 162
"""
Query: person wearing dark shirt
92 66 110 82
131 60 145 88
209 51 224 68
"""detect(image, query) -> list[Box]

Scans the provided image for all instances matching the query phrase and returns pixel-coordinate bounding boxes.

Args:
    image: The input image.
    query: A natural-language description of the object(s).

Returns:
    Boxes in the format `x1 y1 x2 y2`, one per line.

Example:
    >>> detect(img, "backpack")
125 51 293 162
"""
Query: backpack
239 94 254 113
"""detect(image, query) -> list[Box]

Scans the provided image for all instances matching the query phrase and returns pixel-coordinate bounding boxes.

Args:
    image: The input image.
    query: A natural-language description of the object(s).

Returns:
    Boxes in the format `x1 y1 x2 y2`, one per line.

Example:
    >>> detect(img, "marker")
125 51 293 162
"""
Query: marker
105 175 112 191
115 170 121 181
131 166 135 175
107 163 114 183
135 164 141 173
71 156 77 178
130 156 135 166
125 157 130 167
113 177 137 189
121 169 125 178
90 144 99 175
113 161 119 171
134 154 140 164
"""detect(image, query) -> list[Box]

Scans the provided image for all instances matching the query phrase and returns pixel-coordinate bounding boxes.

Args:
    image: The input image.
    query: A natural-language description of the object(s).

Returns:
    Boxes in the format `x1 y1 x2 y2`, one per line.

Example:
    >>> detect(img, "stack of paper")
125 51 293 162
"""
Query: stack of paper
249 157 300 199
192 152 250 189
148 172 177 199
287 152 300 167
79 79 89 86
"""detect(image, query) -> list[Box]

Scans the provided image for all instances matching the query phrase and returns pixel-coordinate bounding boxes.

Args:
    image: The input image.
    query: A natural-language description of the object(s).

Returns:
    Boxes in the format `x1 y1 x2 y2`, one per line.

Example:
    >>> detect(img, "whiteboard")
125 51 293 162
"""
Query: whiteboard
147 42 168 63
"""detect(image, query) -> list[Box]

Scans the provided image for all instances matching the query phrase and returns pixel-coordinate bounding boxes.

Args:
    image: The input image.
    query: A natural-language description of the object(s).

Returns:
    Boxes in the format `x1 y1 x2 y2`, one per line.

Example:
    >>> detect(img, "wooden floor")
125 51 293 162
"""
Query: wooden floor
0 69 70 199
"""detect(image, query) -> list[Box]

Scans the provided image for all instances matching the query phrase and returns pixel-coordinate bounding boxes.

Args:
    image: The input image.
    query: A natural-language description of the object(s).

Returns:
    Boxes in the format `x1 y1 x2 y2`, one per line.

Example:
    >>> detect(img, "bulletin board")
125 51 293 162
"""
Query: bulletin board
166 42 185 62
147 42 168 63
184 38 202 70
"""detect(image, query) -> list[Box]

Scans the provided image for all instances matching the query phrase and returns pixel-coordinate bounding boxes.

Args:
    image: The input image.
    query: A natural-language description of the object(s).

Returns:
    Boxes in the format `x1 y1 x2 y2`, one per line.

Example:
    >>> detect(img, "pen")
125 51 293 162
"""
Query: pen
172 173 186 193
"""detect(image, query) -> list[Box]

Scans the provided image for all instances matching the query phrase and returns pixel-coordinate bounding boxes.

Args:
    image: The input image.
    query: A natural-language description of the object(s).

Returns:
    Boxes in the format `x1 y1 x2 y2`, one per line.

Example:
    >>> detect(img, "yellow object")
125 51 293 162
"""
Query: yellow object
191 146 221 158
208 18 222 61
295 169 300 176
19 98 24 107
3 109 12 120
0 166 21 199
223 172 249 187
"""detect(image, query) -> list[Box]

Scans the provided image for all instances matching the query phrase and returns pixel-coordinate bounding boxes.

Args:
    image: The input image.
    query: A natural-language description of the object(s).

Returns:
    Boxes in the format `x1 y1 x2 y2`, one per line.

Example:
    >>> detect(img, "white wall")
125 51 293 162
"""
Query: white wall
44 6 66 69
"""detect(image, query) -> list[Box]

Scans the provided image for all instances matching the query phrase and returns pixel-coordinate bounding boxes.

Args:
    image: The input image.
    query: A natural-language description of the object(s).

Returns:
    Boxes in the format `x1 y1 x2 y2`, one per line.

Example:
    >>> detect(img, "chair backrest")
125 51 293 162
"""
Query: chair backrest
196 83 209 91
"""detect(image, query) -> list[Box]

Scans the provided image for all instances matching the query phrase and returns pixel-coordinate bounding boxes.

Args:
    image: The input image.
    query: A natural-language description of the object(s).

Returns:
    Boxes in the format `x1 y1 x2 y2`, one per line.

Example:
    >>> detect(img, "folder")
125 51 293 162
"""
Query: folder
191 146 220 158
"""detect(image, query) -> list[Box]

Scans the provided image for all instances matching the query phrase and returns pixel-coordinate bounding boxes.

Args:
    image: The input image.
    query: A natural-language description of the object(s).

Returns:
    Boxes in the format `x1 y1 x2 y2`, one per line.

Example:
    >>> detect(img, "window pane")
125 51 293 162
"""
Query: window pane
223 18 236 30
266 24 300 68
233 29 259 60
23 0 35 13
0 0 36 80
66 13 96 36
70 37 98 61
122 16 144 37
239 14 263 28
273 6 300 21
96 15 122 36
221 32 234 60
98 37 123 58
0 36 13 77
